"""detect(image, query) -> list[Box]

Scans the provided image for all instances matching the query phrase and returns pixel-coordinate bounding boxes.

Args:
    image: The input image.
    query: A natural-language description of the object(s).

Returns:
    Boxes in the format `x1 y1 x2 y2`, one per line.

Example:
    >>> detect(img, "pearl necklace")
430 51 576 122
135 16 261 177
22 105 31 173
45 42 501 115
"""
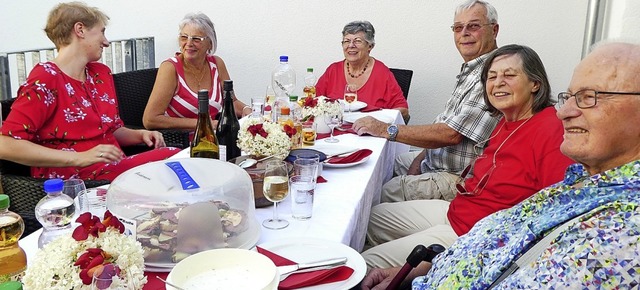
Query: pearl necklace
347 58 371 78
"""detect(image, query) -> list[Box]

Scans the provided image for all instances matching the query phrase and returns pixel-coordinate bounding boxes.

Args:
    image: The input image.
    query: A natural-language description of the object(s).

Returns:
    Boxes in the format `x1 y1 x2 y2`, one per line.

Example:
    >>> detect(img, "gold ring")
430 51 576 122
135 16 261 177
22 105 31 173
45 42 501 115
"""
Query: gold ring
99 152 104 158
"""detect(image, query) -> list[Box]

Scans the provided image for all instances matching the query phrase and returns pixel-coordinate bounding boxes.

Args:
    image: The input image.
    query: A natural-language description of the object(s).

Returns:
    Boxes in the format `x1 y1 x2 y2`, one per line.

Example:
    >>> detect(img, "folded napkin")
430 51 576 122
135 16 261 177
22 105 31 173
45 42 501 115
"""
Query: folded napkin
317 176 328 183
316 123 356 140
257 246 354 290
360 104 381 112
325 149 373 164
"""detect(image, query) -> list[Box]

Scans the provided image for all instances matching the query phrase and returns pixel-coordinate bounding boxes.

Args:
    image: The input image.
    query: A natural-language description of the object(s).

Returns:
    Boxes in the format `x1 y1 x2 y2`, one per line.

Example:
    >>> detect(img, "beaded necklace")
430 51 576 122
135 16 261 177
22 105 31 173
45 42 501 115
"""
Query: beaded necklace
347 58 371 78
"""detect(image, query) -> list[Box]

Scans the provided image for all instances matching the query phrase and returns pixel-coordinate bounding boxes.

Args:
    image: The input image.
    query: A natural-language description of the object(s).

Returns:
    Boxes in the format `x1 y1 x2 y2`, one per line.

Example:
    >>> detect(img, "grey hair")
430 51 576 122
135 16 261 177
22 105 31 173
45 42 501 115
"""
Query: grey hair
481 44 554 117
342 21 375 47
455 0 498 24
178 12 218 55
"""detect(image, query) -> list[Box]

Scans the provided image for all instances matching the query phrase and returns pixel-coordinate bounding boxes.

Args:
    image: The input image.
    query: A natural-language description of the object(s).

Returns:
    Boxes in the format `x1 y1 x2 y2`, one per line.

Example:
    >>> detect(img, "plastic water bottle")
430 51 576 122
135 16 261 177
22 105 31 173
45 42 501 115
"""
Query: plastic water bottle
0 194 27 283
35 179 75 248
272 55 296 122
303 68 317 99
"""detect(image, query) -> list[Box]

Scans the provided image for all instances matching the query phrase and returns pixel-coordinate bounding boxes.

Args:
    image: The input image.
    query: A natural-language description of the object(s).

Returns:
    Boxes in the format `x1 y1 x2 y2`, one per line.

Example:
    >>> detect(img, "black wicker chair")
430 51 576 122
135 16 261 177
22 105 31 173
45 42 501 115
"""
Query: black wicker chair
390 68 414 100
112 68 191 149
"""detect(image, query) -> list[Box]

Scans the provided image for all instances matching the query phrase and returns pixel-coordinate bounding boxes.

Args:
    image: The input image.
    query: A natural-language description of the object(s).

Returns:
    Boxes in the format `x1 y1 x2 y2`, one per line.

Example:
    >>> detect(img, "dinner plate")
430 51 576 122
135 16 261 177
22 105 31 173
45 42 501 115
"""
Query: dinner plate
324 155 370 168
339 100 367 111
257 238 366 290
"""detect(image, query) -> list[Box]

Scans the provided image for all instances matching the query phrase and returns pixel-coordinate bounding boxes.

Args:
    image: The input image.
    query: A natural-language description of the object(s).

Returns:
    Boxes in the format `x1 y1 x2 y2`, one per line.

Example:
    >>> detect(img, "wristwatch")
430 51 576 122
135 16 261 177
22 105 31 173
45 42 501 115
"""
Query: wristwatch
387 124 399 142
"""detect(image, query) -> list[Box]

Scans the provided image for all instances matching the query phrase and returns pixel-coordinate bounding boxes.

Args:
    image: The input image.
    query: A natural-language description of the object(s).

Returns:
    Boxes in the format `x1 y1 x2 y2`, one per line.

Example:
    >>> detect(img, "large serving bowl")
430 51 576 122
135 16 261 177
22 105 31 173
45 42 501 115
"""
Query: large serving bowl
166 248 278 290
106 158 260 270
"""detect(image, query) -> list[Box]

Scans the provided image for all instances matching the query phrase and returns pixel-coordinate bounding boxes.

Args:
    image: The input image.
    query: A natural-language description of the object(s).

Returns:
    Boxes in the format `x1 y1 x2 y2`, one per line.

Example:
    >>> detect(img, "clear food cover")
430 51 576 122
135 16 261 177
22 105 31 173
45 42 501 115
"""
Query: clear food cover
106 158 260 269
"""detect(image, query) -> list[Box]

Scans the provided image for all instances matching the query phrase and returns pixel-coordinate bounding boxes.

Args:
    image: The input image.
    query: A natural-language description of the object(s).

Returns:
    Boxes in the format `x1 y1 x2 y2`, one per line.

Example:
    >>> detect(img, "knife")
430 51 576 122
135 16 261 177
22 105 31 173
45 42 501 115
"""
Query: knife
325 149 360 159
277 257 348 280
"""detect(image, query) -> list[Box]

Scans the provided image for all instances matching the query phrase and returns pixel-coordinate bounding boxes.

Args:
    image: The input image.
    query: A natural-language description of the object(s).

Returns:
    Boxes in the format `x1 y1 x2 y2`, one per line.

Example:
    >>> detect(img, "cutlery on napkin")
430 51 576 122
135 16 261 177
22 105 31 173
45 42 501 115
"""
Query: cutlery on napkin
257 247 354 290
325 149 373 164
277 256 347 281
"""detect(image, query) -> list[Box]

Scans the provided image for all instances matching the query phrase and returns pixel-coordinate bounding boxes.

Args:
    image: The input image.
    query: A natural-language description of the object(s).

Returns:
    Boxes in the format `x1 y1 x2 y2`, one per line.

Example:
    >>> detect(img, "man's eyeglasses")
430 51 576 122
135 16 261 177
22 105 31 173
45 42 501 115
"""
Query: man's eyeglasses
557 89 640 109
179 34 208 44
450 22 494 33
341 38 366 47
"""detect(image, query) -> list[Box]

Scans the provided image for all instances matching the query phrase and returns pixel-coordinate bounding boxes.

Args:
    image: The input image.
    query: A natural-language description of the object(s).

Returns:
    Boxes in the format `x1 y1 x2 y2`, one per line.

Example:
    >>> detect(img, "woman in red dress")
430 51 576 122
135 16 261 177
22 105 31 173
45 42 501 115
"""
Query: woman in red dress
0 2 179 181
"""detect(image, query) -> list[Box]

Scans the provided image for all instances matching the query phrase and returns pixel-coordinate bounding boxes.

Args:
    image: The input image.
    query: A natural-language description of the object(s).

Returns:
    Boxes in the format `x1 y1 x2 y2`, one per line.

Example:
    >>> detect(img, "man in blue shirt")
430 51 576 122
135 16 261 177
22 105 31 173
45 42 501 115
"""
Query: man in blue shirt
362 41 640 289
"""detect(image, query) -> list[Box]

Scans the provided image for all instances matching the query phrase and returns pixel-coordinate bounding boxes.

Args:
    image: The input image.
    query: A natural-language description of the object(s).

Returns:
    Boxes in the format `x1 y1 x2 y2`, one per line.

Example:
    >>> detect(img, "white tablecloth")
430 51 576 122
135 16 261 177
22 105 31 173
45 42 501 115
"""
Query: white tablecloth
19 109 409 262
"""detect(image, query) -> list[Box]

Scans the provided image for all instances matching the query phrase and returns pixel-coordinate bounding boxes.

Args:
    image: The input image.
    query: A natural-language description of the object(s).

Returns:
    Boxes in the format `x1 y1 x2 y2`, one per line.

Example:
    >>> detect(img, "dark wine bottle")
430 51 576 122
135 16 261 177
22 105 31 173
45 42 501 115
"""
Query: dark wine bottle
216 80 241 162
190 89 219 159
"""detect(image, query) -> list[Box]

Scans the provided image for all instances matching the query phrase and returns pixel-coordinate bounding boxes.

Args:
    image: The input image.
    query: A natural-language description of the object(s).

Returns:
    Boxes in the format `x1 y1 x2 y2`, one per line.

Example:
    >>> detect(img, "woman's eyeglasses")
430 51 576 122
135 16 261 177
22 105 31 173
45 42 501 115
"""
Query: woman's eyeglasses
179 34 207 44
455 155 497 196
341 38 366 47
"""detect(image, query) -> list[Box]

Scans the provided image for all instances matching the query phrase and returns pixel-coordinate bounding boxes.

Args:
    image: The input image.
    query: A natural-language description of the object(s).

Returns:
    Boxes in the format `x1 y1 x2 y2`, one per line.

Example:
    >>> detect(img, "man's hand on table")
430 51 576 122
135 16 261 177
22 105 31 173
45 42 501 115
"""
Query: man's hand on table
352 116 389 138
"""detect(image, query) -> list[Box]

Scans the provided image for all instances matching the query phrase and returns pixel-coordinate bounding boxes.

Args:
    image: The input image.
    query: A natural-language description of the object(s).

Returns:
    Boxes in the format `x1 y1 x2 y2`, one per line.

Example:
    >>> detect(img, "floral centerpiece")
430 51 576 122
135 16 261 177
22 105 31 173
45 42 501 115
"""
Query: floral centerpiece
301 96 343 133
237 118 294 160
23 211 146 290
301 96 343 121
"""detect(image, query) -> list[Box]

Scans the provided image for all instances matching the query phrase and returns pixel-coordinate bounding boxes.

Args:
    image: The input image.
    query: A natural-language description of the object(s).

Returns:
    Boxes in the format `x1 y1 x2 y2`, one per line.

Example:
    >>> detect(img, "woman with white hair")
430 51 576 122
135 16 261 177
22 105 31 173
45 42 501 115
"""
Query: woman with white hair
143 12 250 130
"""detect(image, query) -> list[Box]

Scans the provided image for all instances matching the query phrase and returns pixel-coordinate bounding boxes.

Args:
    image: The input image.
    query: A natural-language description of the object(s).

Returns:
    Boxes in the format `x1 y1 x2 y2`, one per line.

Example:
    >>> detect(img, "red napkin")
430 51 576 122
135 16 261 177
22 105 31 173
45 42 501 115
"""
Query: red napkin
256 246 354 290
316 123 356 140
360 105 381 112
325 149 373 164
317 176 328 183
142 271 168 290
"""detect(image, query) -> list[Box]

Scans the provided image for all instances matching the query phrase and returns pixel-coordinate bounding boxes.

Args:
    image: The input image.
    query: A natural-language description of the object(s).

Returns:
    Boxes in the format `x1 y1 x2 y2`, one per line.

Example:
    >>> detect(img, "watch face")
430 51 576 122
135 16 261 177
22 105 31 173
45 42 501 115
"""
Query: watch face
388 125 398 134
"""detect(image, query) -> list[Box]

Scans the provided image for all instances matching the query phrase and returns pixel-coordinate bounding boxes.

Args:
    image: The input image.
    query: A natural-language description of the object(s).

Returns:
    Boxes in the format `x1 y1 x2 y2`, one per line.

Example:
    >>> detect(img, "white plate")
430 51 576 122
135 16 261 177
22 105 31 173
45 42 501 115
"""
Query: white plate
258 238 366 290
324 155 370 168
307 143 358 158
339 100 367 111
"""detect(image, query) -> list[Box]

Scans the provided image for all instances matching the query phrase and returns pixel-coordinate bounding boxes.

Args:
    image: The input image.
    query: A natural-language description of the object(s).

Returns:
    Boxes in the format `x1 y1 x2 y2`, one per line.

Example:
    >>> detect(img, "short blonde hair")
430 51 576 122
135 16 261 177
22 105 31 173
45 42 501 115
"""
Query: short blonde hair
44 2 109 49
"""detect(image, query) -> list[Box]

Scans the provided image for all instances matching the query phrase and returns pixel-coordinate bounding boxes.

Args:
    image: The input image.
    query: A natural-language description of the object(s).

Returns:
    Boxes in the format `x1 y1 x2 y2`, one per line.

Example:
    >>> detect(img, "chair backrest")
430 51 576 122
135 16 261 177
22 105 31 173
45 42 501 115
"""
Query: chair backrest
0 98 32 176
112 68 159 128
390 68 413 100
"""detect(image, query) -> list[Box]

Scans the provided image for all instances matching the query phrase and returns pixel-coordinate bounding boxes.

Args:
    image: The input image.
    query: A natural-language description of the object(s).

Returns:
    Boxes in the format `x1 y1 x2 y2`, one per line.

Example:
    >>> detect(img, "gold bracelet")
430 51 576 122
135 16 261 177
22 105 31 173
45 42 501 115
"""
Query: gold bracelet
242 105 251 112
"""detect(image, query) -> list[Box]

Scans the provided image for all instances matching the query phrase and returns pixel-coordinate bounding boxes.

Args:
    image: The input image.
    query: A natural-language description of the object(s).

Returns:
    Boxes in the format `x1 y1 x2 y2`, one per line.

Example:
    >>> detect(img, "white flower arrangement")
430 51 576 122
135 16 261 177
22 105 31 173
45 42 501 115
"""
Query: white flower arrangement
23 212 146 290
301 96 343 121
237 118 292 159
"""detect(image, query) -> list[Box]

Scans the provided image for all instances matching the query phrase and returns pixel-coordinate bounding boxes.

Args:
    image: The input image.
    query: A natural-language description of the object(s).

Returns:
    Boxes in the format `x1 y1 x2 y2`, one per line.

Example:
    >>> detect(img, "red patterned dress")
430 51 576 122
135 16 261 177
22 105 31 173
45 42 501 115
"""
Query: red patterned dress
0 62 179 181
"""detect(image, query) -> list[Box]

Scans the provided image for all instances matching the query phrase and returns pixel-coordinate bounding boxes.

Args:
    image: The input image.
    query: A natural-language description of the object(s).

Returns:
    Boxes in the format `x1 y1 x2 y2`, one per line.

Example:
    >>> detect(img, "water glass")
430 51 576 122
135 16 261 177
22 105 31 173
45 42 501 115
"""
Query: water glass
302 122 317 146
251 97 265 118
293 153 320 180
63 179 88 215
290 175 315 220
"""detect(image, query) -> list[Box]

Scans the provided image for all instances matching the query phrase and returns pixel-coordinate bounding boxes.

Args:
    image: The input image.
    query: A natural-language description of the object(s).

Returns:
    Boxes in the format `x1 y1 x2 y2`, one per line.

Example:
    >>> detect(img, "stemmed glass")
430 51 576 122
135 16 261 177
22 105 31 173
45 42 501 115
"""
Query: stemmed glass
262 160 290 229
63 179 88 216
344 84 358 113
325 113 343 143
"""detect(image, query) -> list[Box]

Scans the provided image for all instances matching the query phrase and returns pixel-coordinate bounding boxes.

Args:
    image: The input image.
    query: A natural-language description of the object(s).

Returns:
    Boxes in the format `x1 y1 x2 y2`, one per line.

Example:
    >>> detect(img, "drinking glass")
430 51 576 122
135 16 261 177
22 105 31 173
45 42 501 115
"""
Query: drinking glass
324 113 343 143
344 84 358 112
262 160 290 229
302 122 317 146
63 179 88 216
91 272 139 289
251 97 265 119
265 85 276 106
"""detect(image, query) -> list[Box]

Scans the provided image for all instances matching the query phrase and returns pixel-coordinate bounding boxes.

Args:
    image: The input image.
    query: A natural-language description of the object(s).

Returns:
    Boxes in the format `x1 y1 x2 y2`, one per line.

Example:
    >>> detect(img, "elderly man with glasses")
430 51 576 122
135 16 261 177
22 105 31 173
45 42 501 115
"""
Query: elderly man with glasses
362 41 640 290
353 0 500 204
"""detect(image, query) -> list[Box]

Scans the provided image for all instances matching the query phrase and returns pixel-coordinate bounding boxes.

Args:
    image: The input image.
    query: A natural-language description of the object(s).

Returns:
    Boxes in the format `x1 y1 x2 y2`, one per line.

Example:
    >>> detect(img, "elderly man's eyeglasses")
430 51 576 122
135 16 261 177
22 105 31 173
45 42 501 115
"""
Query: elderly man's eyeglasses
179 34 207 44
557 89 640 109
341 38 366 47
450 22 493 33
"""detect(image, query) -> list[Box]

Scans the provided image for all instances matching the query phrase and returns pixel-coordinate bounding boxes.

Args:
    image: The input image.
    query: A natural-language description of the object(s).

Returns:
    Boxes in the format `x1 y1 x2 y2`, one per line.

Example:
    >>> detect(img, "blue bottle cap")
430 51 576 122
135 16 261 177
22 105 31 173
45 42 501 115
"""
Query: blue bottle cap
279 55 289 62
43 178 64 193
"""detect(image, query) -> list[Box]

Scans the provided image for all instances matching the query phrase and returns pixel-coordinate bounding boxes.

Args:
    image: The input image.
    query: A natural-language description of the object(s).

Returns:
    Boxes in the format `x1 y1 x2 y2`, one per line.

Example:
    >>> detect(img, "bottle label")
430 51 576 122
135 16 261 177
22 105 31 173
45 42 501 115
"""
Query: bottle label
219 145 227 162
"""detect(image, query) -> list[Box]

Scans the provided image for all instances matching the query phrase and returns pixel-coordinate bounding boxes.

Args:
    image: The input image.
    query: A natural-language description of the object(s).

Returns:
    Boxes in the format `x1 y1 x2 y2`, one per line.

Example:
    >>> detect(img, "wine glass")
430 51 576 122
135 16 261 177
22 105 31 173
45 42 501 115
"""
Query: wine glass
325 113 343 143
63 179 88 216
262 160 290 229
344 84 358 113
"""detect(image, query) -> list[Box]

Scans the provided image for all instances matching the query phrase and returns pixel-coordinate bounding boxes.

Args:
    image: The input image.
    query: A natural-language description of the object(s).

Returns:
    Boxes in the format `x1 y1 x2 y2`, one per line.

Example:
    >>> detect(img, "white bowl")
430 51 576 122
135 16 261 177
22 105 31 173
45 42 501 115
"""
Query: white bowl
166 248 278 290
